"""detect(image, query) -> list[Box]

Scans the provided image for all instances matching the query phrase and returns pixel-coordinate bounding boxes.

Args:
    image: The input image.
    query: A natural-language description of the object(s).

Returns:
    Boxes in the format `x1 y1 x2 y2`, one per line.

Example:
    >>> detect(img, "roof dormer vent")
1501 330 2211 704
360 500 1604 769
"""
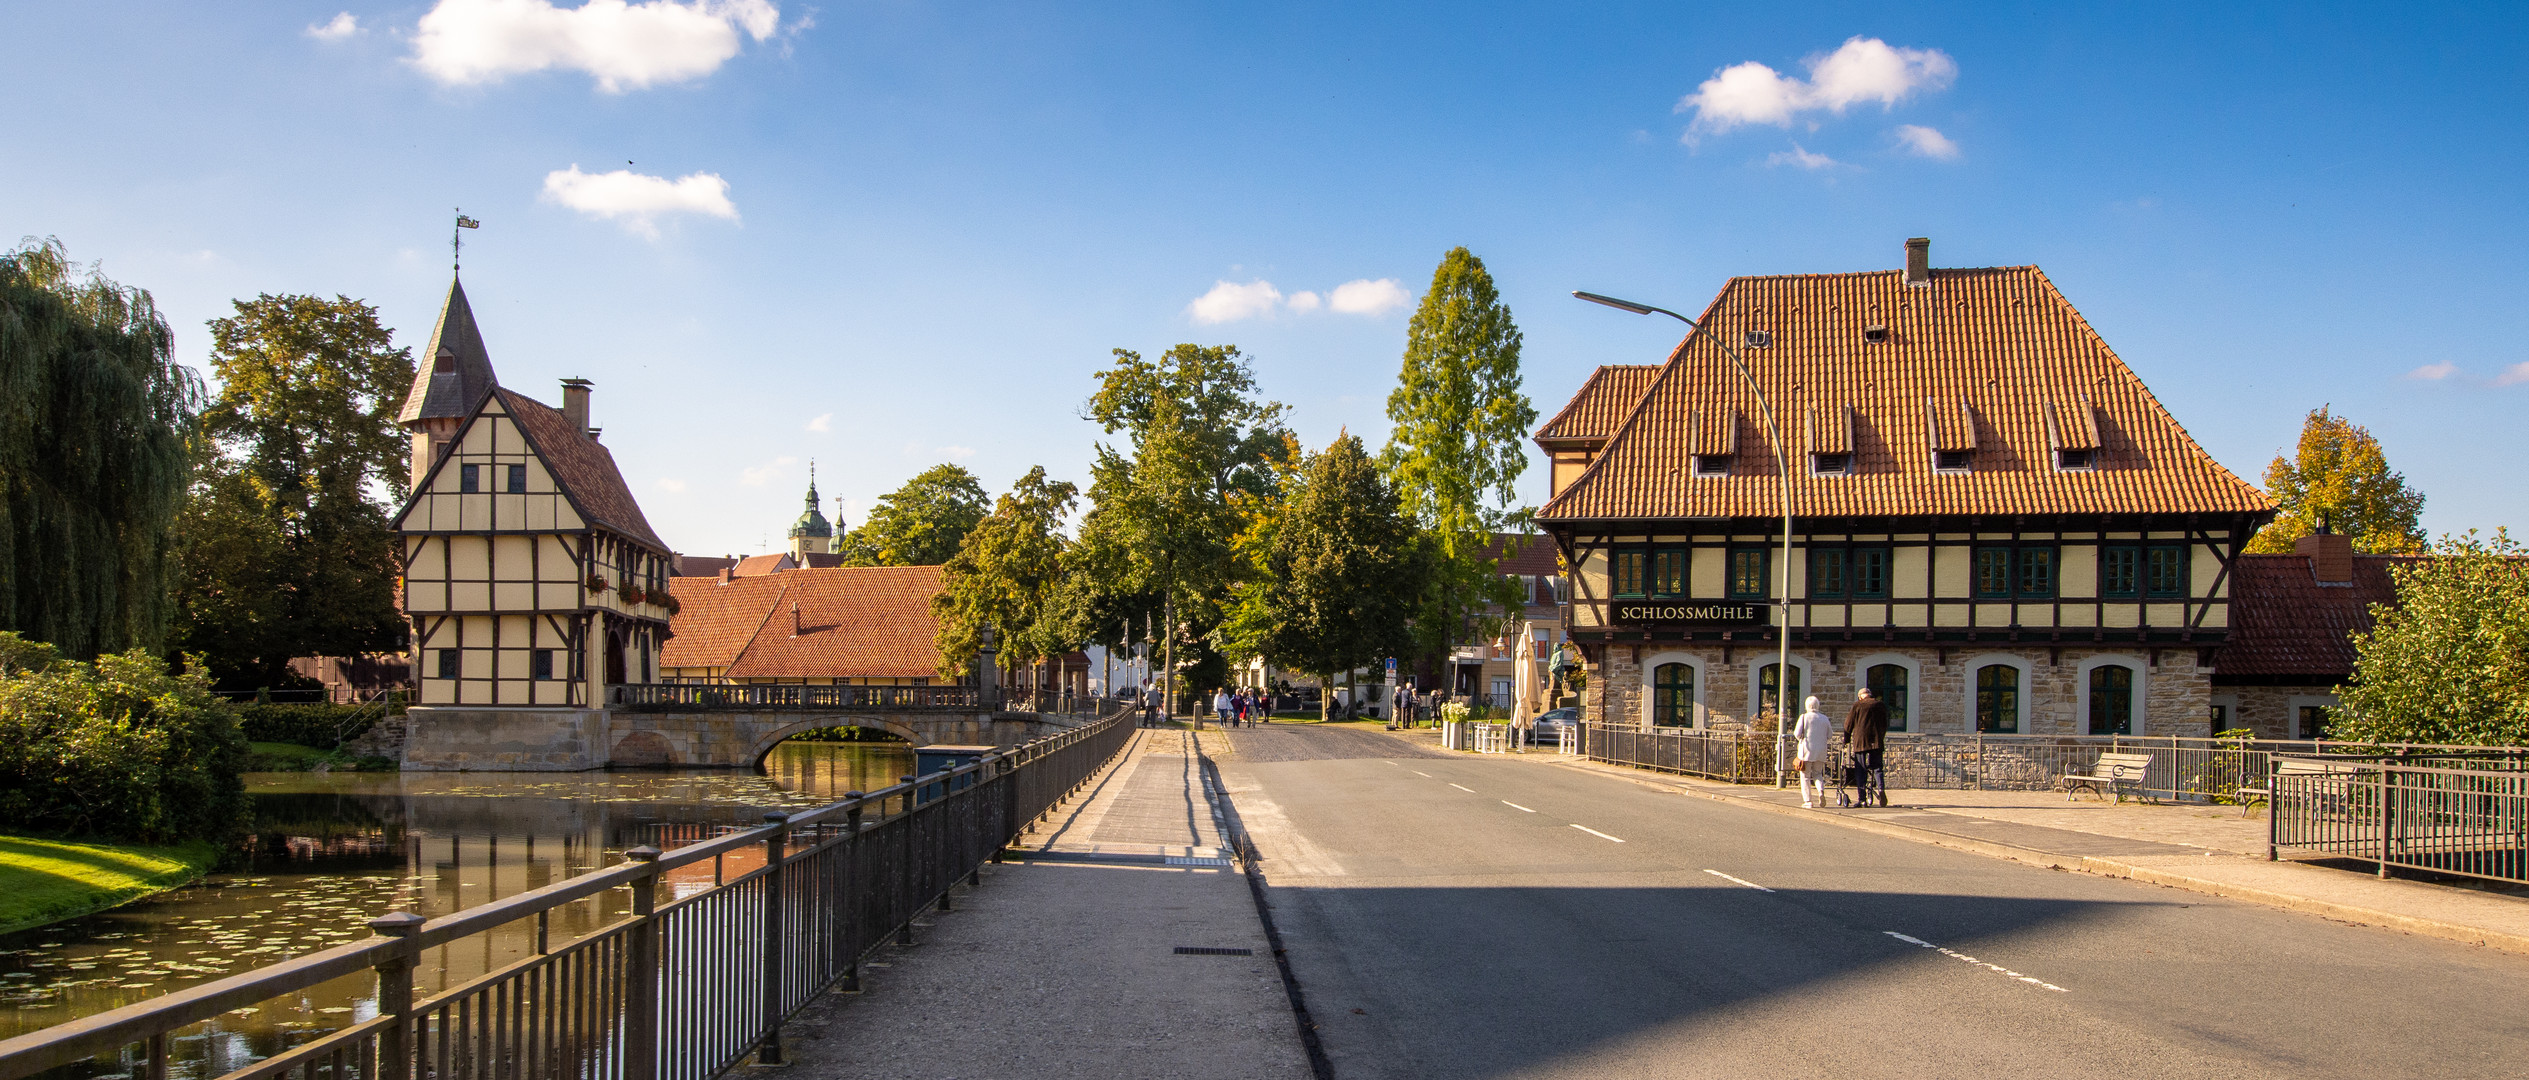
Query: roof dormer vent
1864 325 1889 344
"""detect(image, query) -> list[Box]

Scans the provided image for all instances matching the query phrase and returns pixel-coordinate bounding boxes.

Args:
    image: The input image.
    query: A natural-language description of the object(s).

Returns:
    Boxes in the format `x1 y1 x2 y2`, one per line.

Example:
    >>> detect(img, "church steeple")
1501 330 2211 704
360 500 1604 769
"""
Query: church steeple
788 462 835 559
398 274 502 490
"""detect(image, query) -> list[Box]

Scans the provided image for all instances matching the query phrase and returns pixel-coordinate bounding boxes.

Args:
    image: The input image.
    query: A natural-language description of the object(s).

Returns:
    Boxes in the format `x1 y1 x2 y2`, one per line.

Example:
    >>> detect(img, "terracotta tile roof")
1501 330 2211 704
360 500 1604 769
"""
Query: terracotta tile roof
2215 554 2408 679
1485 533 1561 576
675 555 739 578
730 553 795 578
663 566 947 679
1534 366 1660 446
1537 266 2273 522
498 388 669 552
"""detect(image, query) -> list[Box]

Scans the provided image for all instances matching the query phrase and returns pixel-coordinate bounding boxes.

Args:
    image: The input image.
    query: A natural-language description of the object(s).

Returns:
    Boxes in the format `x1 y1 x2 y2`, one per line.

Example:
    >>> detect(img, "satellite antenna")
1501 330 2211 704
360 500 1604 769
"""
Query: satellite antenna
453 209 481 269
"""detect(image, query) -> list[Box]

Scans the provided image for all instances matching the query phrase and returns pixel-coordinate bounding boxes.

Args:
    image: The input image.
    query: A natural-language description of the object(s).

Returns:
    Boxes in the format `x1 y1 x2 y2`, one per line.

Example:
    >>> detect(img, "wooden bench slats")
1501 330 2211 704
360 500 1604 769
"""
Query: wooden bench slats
2064 752 2155 803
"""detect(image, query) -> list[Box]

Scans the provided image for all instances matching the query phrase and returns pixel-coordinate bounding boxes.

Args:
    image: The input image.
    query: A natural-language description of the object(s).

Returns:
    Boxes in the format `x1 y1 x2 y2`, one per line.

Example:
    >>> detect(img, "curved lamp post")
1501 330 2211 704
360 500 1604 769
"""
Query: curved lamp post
1573 291 1799 788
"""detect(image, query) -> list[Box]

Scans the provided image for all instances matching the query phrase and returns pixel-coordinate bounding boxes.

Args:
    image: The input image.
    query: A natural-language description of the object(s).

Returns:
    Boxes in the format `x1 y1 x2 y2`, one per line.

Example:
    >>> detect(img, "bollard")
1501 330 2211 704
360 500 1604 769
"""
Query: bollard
624 846 663 1080
758 812 789 1066
368 911 427 1080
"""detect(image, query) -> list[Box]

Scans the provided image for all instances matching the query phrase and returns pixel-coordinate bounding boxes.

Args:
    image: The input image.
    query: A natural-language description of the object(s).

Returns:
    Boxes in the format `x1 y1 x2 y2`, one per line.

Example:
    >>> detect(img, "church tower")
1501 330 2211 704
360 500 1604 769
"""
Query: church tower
788 464 836 561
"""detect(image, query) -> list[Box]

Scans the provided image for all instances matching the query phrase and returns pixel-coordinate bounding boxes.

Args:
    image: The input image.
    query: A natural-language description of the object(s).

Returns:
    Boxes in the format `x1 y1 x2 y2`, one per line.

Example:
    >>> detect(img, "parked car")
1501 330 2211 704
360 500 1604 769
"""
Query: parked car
1529 707 1580 745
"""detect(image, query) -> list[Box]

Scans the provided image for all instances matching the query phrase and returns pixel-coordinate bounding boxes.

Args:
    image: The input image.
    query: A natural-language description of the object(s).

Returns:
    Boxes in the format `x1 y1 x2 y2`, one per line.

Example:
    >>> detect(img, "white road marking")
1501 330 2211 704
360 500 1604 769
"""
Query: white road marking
1569 825 1627 843
1702 869 1774 893
1412 771 1433 778
1884 932 2068 992
1449 783 1476 793
1502 801 1536 813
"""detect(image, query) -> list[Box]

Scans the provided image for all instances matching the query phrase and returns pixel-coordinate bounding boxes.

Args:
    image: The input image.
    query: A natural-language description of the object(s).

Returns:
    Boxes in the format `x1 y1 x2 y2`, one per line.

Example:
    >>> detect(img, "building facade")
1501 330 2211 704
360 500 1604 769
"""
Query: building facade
392 277 673 707
1538 240 2275 737
2211 531 2403 740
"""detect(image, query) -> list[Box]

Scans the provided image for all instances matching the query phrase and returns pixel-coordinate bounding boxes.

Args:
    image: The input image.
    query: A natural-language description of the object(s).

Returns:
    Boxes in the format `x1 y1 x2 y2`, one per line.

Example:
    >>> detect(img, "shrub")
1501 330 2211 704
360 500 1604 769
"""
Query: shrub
2334 530 2529 745
0 632 248 842
234 701 395 748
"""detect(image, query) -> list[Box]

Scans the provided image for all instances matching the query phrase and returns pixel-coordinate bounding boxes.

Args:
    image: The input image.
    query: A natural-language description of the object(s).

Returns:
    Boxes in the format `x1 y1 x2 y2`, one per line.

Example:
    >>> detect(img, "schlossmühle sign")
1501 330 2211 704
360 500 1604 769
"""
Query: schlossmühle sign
1610 601 1769 626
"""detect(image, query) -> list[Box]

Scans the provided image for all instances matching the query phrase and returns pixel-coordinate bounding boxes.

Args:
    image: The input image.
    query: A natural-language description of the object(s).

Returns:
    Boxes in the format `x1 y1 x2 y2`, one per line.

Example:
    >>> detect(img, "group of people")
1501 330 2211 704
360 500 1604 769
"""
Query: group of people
1788 686 1892 809
1210 687 1272 726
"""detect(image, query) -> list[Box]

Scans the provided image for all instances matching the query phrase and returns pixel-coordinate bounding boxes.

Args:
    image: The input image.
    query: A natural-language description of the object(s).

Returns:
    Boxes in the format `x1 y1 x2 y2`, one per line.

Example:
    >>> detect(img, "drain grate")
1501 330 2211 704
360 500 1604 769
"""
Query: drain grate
1165 856 1234 867
1173 946 1254 956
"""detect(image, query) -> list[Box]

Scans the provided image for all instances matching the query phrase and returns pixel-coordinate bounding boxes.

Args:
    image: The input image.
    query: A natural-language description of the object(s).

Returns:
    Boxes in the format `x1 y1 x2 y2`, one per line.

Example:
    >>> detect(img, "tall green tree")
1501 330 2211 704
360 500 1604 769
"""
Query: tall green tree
2332 530 2529 745
171 294 414 688
933 467 1079 685
1069 345 1289 707
0 238 201 658
1222 434 1425 719
2246 407 2426 555
835 463 991 566
1383 247 1536 660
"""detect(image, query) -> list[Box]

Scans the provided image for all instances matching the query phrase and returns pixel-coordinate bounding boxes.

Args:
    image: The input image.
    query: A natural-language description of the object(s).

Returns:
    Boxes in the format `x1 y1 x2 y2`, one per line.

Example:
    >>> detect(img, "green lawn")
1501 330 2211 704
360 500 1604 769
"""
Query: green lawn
0 834 221 936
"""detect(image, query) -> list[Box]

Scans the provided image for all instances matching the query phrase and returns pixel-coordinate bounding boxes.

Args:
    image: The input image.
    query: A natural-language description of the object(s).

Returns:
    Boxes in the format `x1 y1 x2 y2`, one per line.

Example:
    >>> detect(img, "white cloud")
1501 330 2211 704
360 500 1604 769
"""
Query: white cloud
411 0 781 93
1286 291 1322 312
2495 362 2529 387
655 477 688 493
2406 361 2459 381
1328 278 1410 316
805 412 832 433
307 12 361 40
1767 144 1841 170
541 165 737 237
1679 37 1956 139
1894 124 1961 160
939 445 977 461
1187 280 1285 324
739 455 799 487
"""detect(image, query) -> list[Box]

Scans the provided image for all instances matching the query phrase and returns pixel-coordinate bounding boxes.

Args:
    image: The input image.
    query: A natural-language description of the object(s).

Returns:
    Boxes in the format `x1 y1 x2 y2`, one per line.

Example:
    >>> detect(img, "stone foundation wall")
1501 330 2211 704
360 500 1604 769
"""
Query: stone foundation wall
2221 684 2339 740
402 707 612 771
400 707 1063 771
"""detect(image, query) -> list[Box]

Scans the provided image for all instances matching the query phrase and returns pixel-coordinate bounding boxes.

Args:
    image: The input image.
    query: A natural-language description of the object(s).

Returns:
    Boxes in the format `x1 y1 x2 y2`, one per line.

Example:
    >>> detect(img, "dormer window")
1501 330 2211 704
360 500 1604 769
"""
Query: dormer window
1694 454 1733 476
1934 449 1973 472
1744 330 1772 348
2055 448 2094 471
1811 452 1852 476
1864 325 1890 344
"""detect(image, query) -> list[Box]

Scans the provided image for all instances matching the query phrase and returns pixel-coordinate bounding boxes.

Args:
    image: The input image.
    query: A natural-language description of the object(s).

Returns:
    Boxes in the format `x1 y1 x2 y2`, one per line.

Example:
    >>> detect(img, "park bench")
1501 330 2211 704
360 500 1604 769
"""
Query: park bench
2235 756 2354 817
2063 751 2155 803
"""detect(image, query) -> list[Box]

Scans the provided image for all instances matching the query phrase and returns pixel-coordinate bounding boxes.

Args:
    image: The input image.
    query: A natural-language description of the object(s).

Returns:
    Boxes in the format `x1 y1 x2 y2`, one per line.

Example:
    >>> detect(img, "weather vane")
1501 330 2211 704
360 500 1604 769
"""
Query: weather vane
453 209 480 269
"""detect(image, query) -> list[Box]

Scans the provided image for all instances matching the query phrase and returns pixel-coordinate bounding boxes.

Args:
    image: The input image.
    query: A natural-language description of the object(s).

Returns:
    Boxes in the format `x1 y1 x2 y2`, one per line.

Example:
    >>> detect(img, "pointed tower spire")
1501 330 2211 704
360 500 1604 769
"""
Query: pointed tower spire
397 275 500 426
788 461 834 559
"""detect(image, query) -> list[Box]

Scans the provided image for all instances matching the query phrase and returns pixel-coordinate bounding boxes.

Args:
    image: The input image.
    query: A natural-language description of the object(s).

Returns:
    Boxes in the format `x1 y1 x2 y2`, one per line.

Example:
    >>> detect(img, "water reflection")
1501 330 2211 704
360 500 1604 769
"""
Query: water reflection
0 741 911 1077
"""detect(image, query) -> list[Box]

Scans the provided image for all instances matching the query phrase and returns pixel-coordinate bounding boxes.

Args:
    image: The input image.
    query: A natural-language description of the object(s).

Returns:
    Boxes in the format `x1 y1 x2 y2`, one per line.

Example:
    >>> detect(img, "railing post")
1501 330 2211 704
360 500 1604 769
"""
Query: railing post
624 845 663 1080
757 812 789 1066
840 795 866 993
897 776 918 945
368 912 426 1080
2379 769 2395 879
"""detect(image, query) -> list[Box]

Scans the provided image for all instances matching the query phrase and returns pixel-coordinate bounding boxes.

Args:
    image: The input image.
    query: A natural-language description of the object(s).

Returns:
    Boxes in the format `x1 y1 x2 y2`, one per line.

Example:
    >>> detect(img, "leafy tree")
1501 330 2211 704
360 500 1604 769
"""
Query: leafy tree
1222 434 1425 719
171 294 414 688
2246 407 2426 555
2332 530 2529 745
0 631 248 841
0 238 201 658
836 464 991 566
933 467 1079 686
1069 345 1289 710
1383 247 1536 659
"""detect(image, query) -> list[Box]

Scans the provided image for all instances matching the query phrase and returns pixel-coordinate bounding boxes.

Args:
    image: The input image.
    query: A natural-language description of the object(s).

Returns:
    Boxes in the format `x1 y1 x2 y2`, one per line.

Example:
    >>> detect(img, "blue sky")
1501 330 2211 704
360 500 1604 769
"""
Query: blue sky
5 2 2524 558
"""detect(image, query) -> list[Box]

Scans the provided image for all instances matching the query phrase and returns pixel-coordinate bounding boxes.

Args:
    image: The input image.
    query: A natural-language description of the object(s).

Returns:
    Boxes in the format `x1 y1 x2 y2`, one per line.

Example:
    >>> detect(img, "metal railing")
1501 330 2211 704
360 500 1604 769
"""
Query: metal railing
1582 724 2529 802
0 707 1139 1080
613 683 988 711
2270 758 2529 884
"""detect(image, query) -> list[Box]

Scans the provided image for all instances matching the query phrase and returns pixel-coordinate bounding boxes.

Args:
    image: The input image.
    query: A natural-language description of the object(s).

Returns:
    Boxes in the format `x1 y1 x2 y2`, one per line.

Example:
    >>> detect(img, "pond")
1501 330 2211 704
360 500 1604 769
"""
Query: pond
0 740 913 1077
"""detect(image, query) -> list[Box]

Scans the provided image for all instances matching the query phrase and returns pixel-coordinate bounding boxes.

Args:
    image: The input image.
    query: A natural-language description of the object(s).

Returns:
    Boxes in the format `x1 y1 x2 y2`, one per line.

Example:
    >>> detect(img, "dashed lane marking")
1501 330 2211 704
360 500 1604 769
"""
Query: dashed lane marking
1884 932 2068 992
1449 783 1476 793
1411 771 1433 778
1502 801 1536 813
1703 869 1775 893
1569 825 1627 843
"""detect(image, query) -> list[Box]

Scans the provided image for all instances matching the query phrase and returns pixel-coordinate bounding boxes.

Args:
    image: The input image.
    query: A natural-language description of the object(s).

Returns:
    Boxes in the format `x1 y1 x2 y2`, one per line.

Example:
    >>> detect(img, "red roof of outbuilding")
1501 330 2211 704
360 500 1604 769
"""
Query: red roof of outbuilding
663 566 947 680
2214 554 2408 679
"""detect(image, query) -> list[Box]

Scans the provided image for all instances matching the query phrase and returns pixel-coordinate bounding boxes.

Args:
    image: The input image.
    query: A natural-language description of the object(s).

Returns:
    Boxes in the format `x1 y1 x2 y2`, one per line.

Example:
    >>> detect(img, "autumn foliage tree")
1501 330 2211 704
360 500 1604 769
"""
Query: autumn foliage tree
2246 407 2426 555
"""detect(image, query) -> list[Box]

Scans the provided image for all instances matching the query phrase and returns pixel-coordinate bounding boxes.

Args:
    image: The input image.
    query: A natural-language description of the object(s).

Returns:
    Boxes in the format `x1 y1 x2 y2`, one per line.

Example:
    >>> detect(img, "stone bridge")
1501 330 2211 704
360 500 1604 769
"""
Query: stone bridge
398 685 1100 771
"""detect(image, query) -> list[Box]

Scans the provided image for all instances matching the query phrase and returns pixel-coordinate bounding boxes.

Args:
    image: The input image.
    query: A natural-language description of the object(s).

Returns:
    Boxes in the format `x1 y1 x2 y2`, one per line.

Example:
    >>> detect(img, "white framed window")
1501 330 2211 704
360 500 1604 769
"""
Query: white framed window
1640 651 1706 729
2075 655 2147 735
1962 653 2032 733
1746 656 1817 721
1851 653 1922 733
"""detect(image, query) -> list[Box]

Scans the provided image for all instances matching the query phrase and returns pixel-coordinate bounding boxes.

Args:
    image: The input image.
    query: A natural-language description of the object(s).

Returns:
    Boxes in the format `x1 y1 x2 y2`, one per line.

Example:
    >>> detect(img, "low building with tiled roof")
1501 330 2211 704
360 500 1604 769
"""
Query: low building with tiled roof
1541 238 2275 738
2208 531 2406 740
662 566 948 685
393 275 674 707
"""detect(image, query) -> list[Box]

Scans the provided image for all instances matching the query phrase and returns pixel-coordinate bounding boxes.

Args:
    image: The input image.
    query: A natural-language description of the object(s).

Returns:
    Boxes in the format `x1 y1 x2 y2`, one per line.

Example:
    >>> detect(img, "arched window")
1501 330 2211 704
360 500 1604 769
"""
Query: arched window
2089 665 2134 735
1652 663 1695 727
1758 663 1801 720
1975 664 2019 733
1866 663 1910 732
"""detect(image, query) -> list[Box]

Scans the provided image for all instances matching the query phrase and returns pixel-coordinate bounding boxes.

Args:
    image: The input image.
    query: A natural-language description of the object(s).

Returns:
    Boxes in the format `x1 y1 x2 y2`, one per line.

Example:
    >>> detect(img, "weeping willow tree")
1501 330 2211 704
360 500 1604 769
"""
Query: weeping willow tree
0 238 201 658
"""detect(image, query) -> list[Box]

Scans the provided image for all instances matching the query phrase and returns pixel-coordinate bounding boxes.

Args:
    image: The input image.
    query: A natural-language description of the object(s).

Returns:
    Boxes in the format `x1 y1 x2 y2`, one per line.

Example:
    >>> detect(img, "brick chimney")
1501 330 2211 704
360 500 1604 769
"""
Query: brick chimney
2295 527 2355 585
790 601 802 637
560 378 593 434
1903 237 1931 287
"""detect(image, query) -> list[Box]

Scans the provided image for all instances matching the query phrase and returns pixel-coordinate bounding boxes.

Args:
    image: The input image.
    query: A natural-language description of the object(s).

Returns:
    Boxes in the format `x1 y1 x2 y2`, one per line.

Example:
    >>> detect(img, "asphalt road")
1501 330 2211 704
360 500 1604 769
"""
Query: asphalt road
1217 725 2529 1080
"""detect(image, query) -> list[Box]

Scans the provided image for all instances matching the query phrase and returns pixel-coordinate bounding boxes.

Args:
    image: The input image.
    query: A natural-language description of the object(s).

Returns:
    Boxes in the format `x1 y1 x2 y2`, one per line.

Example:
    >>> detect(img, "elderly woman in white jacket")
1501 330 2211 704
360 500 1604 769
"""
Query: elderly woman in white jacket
1791 695 1835 808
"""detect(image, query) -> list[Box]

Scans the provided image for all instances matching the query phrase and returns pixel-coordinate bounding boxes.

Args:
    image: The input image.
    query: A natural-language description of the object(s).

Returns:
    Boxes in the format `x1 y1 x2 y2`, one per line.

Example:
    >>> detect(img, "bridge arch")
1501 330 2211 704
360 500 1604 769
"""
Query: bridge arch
747 715 923 768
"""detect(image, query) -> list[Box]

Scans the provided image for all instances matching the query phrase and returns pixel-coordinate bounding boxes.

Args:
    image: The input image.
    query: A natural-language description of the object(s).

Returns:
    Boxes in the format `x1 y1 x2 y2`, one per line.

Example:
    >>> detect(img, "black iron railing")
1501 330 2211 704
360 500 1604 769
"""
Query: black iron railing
0 707 1139 1080
612 683 987 711
2270 758 2529 884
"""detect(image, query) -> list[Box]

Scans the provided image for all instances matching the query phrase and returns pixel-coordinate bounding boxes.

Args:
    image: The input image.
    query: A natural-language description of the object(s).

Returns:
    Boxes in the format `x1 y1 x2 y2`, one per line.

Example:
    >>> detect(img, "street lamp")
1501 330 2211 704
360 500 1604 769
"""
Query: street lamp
1573 291 1800 788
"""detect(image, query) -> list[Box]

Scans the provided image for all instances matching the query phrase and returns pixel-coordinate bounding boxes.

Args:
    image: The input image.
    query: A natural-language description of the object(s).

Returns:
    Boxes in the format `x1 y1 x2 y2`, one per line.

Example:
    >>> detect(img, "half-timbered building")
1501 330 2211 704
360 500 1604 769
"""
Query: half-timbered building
1538 239 2276 737
392 276 673 707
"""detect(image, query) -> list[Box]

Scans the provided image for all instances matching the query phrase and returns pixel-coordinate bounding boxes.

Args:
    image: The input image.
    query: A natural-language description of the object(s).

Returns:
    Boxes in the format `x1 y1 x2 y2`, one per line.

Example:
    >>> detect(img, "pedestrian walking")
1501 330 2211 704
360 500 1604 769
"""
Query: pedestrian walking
1213 687 1234 727
1844 686 1891 807
1143 683 1163 727
1792 695 1834 808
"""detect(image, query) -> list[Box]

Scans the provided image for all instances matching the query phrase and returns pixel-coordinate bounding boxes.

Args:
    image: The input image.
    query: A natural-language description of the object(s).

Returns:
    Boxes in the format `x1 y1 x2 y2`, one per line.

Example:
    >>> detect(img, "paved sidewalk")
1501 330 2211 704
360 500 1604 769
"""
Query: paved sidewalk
781 729 1311 1080
1375 728 2529 957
